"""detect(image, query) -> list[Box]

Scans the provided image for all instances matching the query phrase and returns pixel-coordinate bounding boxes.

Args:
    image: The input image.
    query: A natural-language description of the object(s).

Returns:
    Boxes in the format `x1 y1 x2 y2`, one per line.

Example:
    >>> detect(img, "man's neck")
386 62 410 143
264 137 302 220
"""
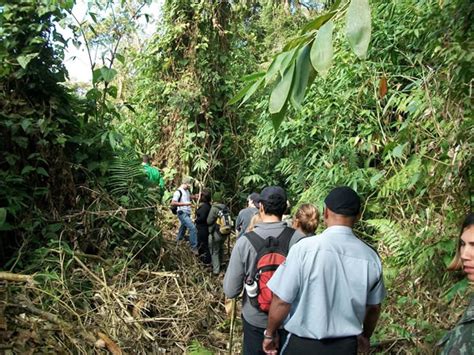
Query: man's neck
260 214 281 223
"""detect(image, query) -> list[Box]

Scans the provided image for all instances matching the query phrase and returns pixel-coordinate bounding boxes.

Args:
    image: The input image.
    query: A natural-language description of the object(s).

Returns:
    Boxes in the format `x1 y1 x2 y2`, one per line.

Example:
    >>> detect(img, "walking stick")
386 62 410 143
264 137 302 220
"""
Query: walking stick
228 298 236 355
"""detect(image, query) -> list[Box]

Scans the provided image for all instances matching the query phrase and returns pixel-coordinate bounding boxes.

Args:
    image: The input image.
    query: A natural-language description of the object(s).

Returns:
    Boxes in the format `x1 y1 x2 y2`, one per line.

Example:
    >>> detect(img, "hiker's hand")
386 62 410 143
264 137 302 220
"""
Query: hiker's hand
357 334 370 353
262 331 279 354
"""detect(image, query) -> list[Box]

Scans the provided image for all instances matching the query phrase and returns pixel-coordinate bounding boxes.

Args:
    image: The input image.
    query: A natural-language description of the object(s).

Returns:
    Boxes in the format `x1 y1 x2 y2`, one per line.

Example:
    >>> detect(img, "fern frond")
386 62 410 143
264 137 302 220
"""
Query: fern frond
379 157 422 197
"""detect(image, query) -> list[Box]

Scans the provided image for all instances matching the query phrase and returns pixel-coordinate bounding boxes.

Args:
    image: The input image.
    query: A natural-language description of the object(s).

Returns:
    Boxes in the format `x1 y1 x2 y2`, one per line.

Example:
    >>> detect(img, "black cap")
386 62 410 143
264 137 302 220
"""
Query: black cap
324 186 361 216
248 192 260 208
257 186 287 204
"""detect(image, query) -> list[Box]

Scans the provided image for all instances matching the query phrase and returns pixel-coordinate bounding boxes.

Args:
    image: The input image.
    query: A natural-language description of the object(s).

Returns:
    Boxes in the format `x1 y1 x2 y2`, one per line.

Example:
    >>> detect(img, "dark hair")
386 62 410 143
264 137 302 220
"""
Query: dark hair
447 212 474 271
261 195 287 218
200 189 211 203
461 213 474 232
142 155 150 163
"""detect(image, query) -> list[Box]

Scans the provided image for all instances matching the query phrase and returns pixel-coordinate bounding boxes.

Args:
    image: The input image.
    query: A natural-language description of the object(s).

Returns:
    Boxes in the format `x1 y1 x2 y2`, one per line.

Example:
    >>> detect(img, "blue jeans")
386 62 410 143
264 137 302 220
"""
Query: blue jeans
177 211 197 249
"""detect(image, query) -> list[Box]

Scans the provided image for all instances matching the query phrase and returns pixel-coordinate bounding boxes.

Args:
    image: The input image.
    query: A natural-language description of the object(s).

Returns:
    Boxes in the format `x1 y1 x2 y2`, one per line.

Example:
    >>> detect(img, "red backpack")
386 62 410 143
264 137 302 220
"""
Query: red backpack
245 227 295 313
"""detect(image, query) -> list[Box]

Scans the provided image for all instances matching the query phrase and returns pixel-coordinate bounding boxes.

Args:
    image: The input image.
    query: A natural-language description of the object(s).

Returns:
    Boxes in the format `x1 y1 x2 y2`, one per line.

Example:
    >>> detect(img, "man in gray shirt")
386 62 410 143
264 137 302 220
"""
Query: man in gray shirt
223 186 304 355
263 186 386 354
235 192 260 239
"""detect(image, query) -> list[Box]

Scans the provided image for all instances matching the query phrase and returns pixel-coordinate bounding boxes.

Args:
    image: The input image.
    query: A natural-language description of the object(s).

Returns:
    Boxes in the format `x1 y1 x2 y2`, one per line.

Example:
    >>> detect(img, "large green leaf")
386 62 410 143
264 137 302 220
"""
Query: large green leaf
17 53 39 69
290 44 312 110
300 11 336 34
271 103 288 132
346 0 372 59
228 81 255 105
269 63 295 114
310 20 334 78
239 77 264 107
265 52 287 85
279 47 297 76
242 71 265 82
100 67 118 83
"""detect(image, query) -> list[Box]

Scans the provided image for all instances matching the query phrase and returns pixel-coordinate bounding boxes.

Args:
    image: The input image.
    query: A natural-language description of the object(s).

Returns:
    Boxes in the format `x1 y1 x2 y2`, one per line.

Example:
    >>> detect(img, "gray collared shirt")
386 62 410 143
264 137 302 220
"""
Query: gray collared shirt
268 225 386 339
223 221 304 328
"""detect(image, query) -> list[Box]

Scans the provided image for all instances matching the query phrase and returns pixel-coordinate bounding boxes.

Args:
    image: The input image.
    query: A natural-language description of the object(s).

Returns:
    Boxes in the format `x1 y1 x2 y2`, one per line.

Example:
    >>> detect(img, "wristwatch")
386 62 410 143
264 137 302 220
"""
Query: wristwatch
263 330 274 340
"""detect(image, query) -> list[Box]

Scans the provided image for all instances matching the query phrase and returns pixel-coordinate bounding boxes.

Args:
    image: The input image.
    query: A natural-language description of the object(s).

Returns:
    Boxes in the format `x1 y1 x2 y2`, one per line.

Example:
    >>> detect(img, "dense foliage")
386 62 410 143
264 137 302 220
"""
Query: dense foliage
1 0 472 352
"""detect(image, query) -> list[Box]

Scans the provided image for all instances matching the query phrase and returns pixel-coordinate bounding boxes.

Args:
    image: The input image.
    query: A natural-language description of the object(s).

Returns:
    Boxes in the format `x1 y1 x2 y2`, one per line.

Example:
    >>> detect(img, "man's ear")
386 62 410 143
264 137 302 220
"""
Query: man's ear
323 207 329 220
259 203 265 215
354 211 362 224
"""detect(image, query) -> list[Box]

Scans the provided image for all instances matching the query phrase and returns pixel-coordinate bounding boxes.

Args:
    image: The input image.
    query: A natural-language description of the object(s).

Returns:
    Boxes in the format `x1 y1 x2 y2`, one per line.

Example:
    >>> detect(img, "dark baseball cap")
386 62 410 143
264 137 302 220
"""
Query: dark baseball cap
257 186 287 204
324 186 361 216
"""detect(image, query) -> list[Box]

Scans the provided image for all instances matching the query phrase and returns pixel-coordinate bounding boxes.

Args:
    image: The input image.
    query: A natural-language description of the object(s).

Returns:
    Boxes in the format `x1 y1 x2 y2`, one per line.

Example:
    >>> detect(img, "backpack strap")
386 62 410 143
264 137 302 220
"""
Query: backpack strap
245 231 267 254
245 227 295 255
278 227 296 255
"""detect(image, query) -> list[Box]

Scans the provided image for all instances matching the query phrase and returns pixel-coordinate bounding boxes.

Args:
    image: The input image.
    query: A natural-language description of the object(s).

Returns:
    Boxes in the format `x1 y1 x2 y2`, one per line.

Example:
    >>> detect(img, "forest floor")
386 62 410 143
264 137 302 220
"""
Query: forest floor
0 209 467 354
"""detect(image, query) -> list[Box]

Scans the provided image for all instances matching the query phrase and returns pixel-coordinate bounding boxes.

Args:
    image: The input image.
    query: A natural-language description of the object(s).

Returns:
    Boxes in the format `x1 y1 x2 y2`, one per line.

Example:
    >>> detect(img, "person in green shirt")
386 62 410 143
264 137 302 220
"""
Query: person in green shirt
142 155 165 193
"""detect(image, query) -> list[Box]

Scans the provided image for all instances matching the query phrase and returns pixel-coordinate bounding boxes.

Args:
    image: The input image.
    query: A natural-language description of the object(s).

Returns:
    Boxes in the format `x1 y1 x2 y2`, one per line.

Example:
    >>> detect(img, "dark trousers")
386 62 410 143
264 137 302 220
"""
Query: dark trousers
242 316 287 355
196 224 210 264
282 333 357 355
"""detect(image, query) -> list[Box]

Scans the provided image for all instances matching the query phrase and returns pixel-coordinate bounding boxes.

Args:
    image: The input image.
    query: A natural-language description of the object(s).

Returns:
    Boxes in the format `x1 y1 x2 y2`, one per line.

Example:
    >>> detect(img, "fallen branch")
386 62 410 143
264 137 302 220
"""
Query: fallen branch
19 297 96 344
0 272 34 283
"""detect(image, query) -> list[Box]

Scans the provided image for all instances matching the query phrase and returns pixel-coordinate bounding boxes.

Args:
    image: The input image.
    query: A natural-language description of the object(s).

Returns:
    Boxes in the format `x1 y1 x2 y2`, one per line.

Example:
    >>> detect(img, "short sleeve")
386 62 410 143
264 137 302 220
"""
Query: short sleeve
367 271 386 305
172 190 180 202
267 246 302 304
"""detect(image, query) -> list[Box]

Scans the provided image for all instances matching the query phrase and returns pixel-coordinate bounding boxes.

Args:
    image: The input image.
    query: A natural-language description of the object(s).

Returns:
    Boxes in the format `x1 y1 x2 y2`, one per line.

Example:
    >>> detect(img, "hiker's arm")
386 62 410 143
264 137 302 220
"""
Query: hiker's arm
266 294 291 335
223 239 246 298
171 200 191 206
358 304 381 350
207 206 218 225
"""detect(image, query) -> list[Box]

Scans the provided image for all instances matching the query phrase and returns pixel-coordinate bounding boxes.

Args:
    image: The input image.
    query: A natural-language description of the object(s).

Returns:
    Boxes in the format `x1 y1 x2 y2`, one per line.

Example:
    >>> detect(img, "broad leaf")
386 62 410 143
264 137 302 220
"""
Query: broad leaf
346 0 372 59
269 63 295 114
92 68 102 84
242 71 265 82
17 53 39 69
310 20 334 78
239 77 265 107
271 104 288 132
228 81 255 105
290 44 313 110
301 11 336 34
265 51 288 85
100 67 117 83
279 47 297 76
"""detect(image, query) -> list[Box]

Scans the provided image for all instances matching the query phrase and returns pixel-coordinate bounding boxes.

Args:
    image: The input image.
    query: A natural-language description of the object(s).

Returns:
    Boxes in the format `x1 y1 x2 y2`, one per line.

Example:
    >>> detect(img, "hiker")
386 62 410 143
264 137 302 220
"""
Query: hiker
292 203 319 236
223 186 304 354
142 155 165 194
207 192 232 275
438 212 474 353
195 189 212 265
171 177 198 254
235 193 260 239
246 213 263 234
263 186 386 355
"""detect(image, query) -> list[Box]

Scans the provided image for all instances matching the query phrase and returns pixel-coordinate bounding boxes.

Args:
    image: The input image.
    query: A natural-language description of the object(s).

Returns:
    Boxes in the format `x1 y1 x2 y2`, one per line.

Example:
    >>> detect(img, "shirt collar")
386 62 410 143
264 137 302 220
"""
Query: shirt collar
254 221 286 230
323 225 354 234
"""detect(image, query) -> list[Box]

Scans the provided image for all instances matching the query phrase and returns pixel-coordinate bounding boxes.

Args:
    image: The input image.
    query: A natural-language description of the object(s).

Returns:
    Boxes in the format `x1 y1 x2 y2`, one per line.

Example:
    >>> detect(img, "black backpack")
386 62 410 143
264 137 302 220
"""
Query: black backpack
245 227 295 312
170 189 183 215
